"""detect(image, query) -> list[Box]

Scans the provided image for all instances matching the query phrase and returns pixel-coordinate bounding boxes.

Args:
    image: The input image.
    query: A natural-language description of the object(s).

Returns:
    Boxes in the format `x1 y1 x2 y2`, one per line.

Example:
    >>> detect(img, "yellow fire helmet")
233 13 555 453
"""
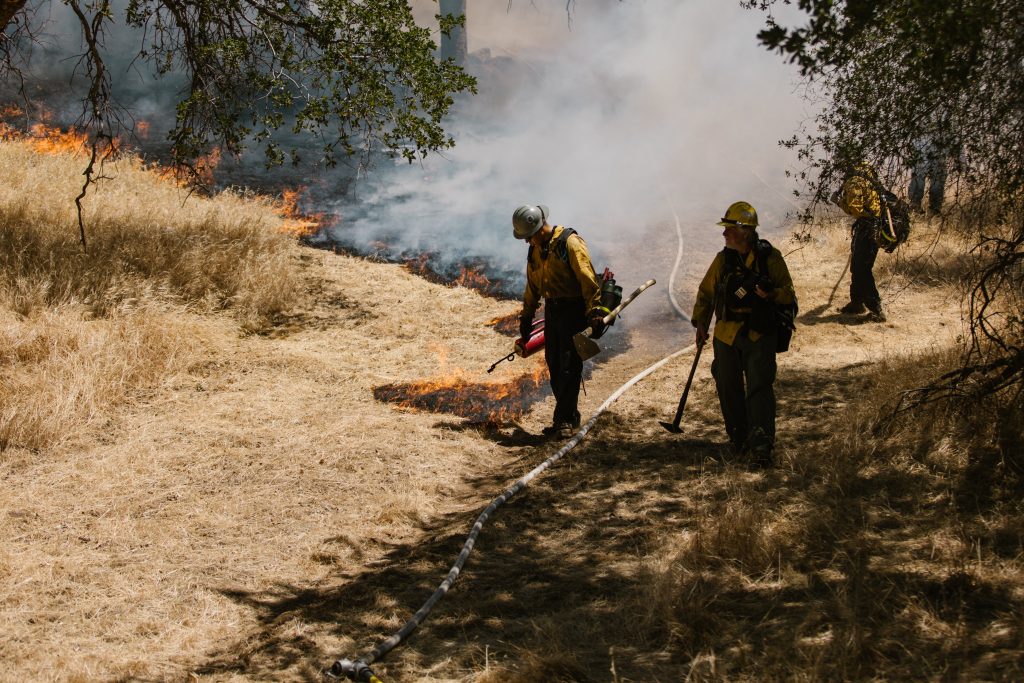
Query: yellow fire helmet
716 201 759 229
853 161 878 179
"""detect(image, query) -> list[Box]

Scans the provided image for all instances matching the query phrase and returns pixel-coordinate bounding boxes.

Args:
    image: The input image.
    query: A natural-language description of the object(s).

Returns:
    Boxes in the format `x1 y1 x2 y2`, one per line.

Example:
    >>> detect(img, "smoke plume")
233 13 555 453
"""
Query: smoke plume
329 0 807 310
5 0 807 319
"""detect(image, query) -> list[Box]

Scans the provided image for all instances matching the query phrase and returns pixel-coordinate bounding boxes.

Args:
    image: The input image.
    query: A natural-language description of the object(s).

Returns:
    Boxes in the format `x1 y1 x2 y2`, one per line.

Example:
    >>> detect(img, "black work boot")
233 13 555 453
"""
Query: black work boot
750 444 774 469
840 300 866 314
542 422 575 439
866 304 886 322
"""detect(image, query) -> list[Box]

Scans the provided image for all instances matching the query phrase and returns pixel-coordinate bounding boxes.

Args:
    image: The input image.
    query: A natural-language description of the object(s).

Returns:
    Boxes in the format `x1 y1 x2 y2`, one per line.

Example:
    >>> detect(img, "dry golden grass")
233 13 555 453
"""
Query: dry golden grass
1 151 1021 683
0 303 209 450
0 141 301 327
0 140 306 453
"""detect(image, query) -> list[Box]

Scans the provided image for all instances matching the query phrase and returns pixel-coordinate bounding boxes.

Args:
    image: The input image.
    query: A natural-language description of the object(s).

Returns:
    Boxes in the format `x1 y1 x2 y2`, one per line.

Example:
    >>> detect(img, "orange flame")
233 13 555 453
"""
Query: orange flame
0 113 123 158
374 343 547 423
274 187 329 237
404 252 433 276
24 123 89 156
135 120 151 139
403 256 509 298
155 146 222 187
194 146 222 186
373 364 547 424
487 312 523 336
453 264 492 291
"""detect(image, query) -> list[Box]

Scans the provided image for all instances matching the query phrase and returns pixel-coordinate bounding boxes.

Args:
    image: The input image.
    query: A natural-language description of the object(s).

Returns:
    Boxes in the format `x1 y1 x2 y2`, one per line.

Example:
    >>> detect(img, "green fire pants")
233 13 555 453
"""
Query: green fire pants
711 329 778 451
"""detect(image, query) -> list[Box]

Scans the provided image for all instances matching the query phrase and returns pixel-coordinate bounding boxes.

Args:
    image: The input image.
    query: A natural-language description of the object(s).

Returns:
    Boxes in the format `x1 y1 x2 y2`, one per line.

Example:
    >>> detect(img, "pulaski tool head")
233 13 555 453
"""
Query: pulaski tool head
573 334 601 362
572 279 656 361
659 420 683 434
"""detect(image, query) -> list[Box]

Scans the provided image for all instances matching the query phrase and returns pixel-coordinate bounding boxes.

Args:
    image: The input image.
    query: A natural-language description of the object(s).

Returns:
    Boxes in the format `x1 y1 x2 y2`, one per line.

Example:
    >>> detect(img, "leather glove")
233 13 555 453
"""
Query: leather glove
588 312 607 339
695 323 709 347
519 315 533 343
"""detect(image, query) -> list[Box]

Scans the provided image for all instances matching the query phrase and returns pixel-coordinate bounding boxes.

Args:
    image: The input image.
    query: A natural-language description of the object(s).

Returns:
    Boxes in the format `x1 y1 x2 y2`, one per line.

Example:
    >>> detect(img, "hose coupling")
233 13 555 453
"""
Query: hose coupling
328 658 381 682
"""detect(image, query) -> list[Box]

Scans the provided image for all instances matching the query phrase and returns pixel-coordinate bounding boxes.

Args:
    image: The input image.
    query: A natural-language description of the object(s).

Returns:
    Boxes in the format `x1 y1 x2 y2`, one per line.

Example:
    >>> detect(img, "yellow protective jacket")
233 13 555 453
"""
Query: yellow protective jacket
837 173 881 219
691 244 796 346
522 225 602 317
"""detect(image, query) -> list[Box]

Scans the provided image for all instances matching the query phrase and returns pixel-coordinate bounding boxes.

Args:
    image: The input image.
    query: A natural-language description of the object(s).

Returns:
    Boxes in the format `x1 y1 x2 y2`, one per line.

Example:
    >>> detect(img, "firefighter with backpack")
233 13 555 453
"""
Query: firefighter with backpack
831 162 910 322
513 204 608 439
691 201 796 468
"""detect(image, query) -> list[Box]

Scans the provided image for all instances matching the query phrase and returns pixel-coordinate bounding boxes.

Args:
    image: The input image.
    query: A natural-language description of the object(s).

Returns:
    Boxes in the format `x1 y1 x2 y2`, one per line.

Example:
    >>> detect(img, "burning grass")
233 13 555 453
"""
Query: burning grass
275 187 334 237
0 194 1016 681
374 365 547 424
487 311 522 336
403 253 519 300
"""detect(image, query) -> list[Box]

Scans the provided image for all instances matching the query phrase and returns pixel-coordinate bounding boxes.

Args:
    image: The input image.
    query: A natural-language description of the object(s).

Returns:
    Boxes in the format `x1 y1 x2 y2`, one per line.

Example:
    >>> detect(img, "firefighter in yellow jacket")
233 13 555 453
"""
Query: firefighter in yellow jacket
832 164 886 321
513 205 604 438
691 201 796 467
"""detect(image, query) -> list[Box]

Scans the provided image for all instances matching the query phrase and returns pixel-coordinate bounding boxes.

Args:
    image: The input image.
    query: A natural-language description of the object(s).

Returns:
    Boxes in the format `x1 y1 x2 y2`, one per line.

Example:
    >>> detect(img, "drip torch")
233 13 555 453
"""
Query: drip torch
486 269 621 374
486 319 544 373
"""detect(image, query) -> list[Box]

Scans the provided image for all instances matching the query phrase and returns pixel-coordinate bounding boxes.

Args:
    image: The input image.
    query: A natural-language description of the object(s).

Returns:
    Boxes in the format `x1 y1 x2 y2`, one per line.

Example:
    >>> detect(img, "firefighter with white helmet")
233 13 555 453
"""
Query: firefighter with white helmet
691 201 796 467
513 204 603 438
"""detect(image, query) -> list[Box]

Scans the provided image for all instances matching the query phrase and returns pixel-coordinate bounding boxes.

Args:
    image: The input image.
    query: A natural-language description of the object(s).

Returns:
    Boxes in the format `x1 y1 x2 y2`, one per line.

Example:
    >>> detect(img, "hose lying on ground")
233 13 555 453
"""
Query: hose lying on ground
327 342 698 681
329 205 695 681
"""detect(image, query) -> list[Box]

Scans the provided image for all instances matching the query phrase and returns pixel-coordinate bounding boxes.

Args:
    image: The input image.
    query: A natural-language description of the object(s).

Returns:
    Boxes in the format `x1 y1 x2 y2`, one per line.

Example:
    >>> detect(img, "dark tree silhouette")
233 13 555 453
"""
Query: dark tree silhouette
1 0 475 245
747 0 1023 402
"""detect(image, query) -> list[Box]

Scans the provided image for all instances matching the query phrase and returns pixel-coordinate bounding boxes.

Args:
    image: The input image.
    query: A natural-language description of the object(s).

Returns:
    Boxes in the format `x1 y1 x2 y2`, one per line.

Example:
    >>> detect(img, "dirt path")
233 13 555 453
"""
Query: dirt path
0 223 965 682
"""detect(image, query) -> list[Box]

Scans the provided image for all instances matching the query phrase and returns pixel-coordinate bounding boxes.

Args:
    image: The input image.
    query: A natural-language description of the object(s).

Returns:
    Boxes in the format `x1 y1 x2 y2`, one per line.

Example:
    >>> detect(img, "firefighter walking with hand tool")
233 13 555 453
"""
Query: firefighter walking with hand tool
513 204 609 439
691 201 796 468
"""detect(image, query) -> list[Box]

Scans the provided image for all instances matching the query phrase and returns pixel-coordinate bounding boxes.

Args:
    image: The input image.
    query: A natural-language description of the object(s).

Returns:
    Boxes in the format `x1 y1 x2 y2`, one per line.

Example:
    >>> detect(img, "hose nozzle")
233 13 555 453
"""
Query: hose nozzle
328 659 382 682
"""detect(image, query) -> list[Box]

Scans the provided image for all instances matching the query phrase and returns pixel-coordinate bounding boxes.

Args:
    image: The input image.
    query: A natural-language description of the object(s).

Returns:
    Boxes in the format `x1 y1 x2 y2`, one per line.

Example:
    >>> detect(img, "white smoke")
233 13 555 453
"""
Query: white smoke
8 0 809 308
330 0 808 298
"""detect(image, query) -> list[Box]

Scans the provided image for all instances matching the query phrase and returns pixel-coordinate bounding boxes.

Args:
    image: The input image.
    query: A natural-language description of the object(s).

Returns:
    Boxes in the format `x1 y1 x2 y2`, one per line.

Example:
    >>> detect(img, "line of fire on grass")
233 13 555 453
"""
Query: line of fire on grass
275 187 335 237
487 311 522 336
1 104 327 238
403 252 517 300
373 364 548 424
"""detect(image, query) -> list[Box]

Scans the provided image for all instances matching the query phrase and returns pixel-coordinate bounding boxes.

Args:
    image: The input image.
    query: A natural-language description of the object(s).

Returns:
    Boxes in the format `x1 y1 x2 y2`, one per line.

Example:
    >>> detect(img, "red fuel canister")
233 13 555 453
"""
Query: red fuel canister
515 318 545 358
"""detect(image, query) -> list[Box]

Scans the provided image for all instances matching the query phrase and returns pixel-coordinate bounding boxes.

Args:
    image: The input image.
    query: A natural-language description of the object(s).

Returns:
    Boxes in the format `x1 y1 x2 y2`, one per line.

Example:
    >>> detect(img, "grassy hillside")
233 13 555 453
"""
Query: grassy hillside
0 140 303 450
0 142 1021 682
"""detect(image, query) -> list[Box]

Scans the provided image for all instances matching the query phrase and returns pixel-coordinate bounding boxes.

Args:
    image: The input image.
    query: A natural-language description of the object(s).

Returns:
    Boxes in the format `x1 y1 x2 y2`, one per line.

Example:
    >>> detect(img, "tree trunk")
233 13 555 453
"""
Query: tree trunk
1 0 27 31
439 0 467 68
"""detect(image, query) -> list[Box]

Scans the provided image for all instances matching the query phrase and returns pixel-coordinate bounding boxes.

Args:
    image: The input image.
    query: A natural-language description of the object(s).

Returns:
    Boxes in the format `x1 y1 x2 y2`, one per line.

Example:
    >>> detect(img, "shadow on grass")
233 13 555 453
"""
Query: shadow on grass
194 361 1024 682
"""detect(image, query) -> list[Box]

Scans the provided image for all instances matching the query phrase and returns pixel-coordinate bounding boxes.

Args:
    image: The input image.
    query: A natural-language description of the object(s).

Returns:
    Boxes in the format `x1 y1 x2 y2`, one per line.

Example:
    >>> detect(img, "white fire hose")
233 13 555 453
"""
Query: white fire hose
327 344 696 681
328 209 695 682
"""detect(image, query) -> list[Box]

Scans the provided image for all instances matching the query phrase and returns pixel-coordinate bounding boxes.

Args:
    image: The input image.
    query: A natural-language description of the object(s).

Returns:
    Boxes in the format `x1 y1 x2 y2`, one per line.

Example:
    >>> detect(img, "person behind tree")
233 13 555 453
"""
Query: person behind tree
831 163 887 322
908 135 948 214
691 201 796 468
513 205 605 439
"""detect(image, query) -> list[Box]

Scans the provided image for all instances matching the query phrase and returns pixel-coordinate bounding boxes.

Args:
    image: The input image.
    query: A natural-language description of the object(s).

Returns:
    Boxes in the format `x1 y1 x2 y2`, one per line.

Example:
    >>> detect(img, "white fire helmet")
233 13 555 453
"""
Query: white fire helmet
512 204 549 240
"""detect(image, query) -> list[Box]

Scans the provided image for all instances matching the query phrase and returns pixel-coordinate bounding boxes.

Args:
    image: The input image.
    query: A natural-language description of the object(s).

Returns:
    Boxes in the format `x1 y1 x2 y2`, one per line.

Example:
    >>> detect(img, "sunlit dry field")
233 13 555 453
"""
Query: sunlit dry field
1 144 1021 682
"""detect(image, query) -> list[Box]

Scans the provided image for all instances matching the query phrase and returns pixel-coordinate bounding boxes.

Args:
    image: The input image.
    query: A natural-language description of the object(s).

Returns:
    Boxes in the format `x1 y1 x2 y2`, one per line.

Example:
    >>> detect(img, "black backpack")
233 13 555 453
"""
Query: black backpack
875 189 912 253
